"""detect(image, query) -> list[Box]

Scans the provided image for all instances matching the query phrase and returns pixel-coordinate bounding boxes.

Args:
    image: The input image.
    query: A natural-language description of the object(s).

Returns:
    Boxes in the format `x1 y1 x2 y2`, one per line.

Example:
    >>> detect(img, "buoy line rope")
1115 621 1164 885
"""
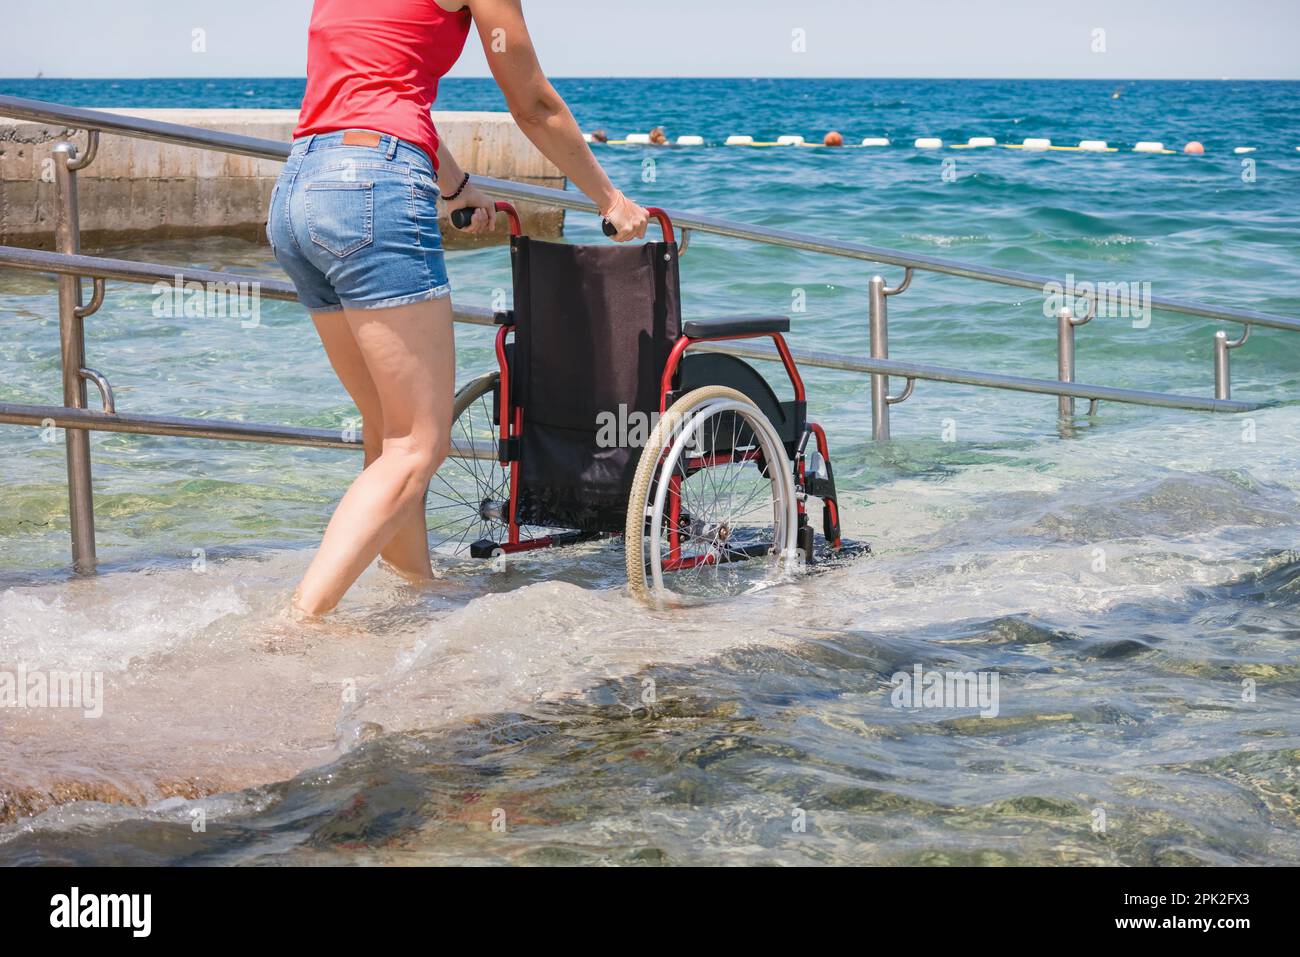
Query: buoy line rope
584 132 1284 155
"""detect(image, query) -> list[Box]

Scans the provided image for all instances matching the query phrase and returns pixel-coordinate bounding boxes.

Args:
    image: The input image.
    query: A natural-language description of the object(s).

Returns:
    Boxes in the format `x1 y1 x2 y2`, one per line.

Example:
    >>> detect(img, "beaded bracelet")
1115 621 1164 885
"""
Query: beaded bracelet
442 172 470 201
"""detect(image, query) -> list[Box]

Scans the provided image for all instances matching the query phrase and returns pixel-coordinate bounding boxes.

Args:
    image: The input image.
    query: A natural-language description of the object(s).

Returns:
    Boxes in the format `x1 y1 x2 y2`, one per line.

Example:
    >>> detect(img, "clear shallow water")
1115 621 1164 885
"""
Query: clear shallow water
0 78 1298 864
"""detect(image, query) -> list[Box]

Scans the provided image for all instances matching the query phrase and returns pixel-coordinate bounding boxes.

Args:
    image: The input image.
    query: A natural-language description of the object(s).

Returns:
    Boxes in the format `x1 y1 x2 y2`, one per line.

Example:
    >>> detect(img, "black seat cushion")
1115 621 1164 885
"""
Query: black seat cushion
683 315 790 339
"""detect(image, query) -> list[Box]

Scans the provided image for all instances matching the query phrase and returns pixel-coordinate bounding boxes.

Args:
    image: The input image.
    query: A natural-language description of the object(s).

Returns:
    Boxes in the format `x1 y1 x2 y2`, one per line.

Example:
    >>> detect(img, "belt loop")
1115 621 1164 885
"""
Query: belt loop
386 135 399 160
302 133 316 153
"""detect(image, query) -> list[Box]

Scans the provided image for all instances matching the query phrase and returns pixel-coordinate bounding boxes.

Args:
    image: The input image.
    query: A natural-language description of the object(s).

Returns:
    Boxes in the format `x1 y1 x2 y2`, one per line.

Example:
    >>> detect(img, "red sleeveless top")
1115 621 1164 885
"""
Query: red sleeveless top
293 0 473 167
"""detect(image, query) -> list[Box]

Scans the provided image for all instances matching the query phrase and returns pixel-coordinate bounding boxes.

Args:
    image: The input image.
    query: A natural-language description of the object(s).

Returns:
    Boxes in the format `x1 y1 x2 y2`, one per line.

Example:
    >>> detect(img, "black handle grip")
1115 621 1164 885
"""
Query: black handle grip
602 219 617 237
450 207 476 230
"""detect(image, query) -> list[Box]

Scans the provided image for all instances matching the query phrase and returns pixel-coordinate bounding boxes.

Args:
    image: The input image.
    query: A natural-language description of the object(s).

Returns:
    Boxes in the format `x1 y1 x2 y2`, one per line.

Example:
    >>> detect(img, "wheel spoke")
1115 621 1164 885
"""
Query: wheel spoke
644 399 788 598
429 374 573 558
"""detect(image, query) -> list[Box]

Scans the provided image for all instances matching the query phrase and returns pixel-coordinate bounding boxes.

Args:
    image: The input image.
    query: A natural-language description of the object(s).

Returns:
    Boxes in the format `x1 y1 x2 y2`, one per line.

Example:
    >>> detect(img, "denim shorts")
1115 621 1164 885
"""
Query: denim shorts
266 131 451 312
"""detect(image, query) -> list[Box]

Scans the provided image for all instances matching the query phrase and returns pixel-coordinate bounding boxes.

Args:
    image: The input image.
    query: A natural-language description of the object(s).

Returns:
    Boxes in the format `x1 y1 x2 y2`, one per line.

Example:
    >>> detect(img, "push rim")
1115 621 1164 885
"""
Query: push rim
627 386 798 602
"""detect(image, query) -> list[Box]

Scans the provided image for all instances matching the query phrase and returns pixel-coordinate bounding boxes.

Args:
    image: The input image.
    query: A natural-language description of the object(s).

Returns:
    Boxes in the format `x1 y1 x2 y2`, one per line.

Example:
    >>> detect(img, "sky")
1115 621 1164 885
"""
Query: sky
1 0 1297 80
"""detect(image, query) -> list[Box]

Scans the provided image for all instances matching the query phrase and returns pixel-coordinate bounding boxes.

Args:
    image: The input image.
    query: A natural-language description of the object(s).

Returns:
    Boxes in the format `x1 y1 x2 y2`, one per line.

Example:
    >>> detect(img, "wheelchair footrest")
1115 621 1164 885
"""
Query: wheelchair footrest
806 537 871 568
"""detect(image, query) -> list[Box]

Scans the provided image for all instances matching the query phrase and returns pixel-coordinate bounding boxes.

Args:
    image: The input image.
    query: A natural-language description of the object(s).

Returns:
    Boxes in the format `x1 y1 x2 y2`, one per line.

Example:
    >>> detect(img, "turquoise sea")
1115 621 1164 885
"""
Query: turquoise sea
0 78 1298 864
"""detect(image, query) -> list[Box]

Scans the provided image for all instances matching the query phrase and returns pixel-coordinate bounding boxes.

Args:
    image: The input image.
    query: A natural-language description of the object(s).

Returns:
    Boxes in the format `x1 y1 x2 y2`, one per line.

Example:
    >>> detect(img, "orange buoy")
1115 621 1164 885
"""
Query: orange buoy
823 130 844 147
1184 141 1205 155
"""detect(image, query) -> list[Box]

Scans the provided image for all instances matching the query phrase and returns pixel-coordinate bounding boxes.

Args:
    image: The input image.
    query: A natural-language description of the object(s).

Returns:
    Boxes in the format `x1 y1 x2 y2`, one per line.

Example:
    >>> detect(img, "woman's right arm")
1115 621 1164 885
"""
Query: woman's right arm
464 0 649 241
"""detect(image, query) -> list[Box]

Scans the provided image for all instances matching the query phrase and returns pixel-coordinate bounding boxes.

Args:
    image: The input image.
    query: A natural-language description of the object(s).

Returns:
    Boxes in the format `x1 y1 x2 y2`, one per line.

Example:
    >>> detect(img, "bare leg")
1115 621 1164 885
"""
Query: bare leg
311 312 434 577
295 299 455 615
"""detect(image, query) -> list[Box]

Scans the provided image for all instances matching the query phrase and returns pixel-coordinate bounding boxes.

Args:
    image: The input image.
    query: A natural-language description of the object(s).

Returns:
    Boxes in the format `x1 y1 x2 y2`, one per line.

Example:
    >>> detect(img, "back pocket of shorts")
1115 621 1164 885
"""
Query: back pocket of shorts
305 181 374 258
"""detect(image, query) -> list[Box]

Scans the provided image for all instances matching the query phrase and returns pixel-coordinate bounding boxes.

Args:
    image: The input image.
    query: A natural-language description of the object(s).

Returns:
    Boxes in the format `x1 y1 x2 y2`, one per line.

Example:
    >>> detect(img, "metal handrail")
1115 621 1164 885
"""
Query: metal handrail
0 246 1260 416
0 245 496 326
2 94 1297 334
0 400 496 460
688 340 1259 413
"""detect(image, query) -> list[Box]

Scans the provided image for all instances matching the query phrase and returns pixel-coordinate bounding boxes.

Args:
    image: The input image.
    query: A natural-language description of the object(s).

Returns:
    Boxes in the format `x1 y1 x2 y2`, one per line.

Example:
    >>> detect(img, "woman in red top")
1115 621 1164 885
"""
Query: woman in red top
268 0 649 617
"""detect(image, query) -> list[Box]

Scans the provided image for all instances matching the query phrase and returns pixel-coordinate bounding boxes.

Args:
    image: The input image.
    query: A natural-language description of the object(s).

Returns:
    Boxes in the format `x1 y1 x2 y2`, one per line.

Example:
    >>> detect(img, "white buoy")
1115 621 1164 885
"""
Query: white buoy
1078 140 1110 151
966 136 996 147
1134 141 1165 153
914 137 943 150
860 137 890 147
725 135 755 146
1234 146 1256 154
676 135 705 147
776 135 806 146
1022 137 1052 150
626 132 652 145
583 133 594 143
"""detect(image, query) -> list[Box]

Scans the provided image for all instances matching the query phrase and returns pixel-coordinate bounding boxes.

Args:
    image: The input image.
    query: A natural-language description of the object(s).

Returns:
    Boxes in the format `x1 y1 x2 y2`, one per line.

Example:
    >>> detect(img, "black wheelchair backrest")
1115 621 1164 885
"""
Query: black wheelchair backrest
510 235 681 531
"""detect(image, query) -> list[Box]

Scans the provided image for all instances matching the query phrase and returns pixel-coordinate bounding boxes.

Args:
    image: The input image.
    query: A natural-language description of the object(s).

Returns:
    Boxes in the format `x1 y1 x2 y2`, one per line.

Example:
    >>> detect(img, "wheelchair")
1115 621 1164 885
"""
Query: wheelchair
431 202 863 602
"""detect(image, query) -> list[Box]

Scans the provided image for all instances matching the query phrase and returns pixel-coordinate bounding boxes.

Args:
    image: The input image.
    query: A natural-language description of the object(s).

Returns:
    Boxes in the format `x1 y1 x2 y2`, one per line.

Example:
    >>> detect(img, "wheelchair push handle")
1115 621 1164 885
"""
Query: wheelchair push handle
603 207 674 244
450 202 522 235
450 199 671 243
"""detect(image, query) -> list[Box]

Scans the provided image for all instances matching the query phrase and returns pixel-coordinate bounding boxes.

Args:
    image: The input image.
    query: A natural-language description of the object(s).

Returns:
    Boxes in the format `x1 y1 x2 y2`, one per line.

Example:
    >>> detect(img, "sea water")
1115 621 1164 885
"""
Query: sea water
0 78 1297 864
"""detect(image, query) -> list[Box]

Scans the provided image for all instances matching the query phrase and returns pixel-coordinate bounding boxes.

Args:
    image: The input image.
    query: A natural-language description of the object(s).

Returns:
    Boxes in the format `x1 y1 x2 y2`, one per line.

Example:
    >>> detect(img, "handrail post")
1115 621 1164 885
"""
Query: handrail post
52 140 98 574
869 276 891 440
1057 306 1076 418
1214 332 1230 400
1214 325 1251 400
868 268 914 441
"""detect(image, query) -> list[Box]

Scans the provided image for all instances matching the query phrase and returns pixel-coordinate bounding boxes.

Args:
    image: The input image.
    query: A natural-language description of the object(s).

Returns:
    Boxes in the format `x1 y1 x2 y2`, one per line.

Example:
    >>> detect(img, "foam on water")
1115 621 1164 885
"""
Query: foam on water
3 396 1295 831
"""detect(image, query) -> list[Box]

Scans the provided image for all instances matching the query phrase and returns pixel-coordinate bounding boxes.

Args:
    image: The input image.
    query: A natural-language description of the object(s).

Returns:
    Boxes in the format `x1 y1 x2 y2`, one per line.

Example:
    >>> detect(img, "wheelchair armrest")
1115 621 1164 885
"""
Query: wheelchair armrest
682 316 790 339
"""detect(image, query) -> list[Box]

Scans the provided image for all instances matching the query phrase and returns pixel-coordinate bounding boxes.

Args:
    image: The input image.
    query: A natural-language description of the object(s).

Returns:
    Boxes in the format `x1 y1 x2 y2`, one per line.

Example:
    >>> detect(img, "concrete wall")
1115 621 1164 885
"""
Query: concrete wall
0 108 565 249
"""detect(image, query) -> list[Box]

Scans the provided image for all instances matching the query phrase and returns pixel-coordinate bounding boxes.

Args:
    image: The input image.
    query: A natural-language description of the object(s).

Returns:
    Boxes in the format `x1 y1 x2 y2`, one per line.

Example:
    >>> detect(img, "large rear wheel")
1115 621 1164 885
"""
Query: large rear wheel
426 371 561 559
625 385 800 603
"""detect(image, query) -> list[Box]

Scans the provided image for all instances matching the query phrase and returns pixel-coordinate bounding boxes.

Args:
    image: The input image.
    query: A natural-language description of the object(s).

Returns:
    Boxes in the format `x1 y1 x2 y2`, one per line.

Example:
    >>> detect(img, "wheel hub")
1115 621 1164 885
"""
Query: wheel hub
687 517 730 544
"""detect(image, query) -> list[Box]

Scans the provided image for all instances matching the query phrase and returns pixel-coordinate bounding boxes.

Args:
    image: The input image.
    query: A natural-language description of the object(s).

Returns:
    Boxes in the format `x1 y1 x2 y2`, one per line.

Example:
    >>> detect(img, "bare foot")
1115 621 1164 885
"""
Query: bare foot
376 557 443 584
258 596 367 651
290 592 333 622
